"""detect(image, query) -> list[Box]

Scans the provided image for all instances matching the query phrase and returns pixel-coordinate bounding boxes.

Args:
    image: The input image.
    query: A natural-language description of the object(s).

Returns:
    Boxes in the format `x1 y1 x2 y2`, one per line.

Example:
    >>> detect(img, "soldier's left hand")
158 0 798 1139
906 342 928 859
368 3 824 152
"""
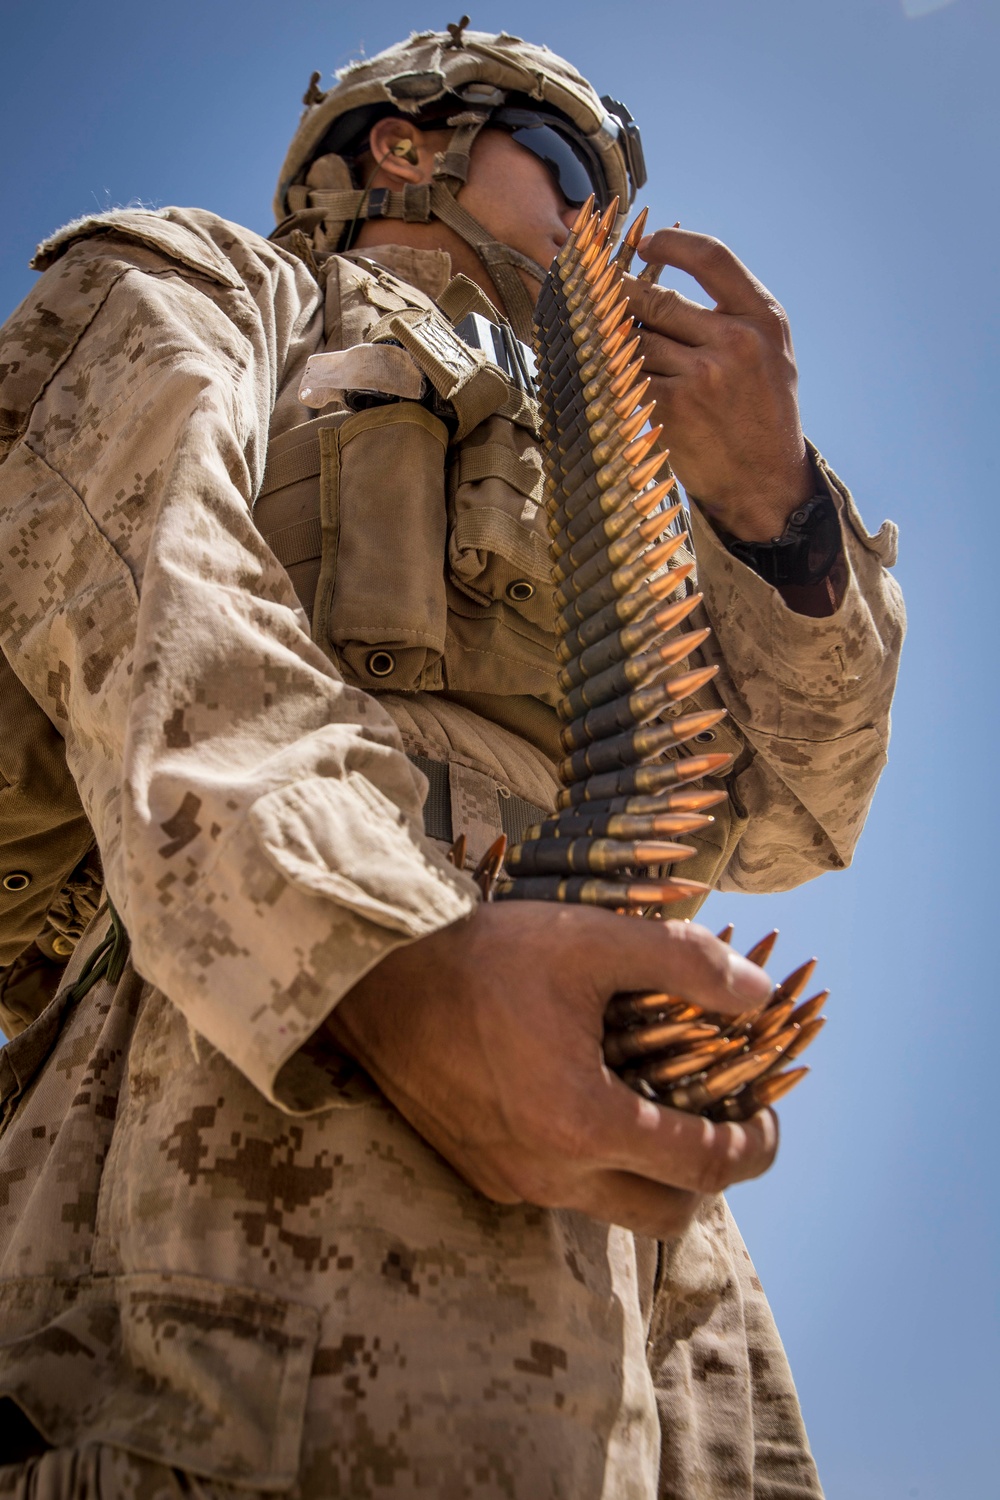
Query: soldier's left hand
625 228 813 543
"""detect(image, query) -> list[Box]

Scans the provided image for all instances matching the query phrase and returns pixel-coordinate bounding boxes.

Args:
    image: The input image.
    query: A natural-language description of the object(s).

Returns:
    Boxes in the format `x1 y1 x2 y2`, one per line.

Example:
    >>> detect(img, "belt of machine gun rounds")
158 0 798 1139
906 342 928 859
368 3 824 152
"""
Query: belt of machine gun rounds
487 196 827 1123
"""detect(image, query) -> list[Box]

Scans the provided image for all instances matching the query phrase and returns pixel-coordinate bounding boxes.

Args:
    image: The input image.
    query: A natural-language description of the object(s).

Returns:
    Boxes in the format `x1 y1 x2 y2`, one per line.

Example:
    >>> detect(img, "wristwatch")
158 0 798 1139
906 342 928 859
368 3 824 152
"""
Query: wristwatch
724 493 841 588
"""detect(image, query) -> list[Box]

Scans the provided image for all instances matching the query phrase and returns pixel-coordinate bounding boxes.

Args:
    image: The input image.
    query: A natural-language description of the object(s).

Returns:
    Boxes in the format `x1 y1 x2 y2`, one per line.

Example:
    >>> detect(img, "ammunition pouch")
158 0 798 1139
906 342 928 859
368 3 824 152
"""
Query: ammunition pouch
447 415 549 617
256 254 564 703
314 402 451 692
442 414 562 702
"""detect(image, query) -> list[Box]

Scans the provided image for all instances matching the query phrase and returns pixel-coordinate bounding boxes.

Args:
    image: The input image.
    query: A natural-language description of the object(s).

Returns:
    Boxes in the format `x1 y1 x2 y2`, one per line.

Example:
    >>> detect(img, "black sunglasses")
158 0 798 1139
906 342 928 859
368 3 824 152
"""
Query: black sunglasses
491 107 613 211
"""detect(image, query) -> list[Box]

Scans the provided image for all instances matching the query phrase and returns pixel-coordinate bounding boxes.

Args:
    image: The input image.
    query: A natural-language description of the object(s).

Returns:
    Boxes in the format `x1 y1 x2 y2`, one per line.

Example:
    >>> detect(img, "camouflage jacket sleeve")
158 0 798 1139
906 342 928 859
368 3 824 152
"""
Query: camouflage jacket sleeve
688 449 905 892
0 207 477 1107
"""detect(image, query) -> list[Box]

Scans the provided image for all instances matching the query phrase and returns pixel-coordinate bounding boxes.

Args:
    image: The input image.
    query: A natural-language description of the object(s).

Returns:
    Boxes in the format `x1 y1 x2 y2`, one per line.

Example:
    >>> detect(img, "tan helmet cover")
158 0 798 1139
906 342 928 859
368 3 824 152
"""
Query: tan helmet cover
274 28 633 227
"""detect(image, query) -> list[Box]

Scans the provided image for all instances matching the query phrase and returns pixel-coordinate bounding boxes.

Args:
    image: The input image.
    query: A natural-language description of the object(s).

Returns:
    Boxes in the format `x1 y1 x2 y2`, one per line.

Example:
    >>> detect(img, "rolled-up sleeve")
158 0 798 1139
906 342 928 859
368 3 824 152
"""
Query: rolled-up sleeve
0 208 477 1109
688 448 906 891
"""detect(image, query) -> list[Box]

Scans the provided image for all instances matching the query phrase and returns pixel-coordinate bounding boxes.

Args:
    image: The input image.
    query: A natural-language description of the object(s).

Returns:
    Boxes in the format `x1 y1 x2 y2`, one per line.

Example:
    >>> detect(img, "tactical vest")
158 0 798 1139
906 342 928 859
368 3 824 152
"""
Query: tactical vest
0 237 748 1036
252 249 745 874
254 252 562 705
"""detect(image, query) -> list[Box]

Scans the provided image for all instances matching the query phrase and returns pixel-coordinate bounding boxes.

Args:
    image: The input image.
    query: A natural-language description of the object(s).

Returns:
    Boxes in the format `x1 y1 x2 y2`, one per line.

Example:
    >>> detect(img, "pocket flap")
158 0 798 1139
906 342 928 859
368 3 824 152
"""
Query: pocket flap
0 1272 320 1489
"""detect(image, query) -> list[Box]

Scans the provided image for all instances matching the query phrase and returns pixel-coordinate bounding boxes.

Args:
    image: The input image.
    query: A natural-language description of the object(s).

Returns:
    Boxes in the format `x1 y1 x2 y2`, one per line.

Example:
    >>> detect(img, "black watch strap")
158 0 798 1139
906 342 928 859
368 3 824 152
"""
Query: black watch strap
725 493 841 588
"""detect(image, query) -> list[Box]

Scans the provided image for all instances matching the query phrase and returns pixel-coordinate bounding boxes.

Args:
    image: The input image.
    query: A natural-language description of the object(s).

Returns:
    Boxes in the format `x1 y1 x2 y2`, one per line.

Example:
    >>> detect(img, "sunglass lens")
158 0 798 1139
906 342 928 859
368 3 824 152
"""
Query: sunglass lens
510 124 606 209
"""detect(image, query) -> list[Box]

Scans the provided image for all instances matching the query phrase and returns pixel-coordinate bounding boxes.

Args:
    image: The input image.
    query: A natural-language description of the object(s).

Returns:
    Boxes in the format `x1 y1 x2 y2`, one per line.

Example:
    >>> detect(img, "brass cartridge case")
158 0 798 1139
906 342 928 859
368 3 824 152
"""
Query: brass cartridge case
555 751 733 809
504 836 695 877
492 874 710 908
557 592 703 691
558 708 726 784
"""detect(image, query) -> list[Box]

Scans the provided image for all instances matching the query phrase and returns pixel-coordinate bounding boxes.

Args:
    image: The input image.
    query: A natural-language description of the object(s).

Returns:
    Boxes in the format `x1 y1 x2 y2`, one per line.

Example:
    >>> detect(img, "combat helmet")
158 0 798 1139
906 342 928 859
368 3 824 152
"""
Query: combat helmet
273 19 646 338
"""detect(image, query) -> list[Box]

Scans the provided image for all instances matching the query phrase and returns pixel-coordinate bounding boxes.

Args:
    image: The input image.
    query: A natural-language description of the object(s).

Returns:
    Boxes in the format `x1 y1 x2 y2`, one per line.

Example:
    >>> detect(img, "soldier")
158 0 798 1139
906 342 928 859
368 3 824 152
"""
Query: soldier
0 24 903 1500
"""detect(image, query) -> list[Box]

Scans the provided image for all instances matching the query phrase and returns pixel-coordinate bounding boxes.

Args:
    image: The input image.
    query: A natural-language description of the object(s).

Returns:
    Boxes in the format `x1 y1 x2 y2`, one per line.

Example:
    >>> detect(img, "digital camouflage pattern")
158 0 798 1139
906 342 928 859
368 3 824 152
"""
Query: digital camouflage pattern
0 205 904 1496
0 930 822 1499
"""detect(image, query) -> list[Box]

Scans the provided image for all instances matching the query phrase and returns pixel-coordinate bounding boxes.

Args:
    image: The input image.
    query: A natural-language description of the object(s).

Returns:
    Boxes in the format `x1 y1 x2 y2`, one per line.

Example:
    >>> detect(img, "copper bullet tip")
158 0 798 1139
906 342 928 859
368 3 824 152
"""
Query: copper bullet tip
745 930 779 968
571 196 595 236
658 627 713 669
753 1067 810 1107
622 206 649 250
597 196 621 239
628 449 670 492
774 957 819 1002
446 834 467 870
622 428 665 472
663 787 728 813
610 356 645 397
575 209 601 255
607 333 642 377
780 1016 826 1061
671 706 727 740
648 560 694 598
652 591 703 634
677 751 733 779
789 991 829 1028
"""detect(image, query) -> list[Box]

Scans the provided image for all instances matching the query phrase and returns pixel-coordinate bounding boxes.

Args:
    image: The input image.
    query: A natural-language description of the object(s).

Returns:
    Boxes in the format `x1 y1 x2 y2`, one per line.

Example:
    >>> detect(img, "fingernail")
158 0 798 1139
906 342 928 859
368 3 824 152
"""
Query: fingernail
637 236 652 256
727 952 774 1002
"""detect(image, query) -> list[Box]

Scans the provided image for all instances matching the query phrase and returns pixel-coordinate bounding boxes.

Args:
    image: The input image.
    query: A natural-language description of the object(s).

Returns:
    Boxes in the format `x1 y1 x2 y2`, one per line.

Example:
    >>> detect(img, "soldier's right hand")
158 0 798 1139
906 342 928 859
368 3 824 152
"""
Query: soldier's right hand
327 904 779 1238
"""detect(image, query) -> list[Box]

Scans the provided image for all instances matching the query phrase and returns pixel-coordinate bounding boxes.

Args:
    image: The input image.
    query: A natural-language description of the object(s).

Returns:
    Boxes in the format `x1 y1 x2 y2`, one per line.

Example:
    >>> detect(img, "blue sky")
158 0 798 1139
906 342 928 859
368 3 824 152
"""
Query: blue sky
3 1 998 1493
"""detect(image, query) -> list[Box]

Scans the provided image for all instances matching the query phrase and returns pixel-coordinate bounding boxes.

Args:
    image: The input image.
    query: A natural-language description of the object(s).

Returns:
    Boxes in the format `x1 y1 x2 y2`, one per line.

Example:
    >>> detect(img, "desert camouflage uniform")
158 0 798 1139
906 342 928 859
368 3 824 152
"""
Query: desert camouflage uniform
0 207 904 1497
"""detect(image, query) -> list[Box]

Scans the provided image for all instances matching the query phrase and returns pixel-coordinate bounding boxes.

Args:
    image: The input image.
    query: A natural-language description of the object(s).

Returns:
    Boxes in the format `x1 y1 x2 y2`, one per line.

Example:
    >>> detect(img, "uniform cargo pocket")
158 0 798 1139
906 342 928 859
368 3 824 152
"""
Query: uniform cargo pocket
313 403 449 692
447 416 555 636
0 1271 320 1487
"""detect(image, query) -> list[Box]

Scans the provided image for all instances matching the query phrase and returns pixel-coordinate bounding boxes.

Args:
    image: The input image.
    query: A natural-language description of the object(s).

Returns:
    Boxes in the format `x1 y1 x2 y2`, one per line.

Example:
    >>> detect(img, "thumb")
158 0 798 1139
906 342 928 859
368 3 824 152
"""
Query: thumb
583 915 773 1019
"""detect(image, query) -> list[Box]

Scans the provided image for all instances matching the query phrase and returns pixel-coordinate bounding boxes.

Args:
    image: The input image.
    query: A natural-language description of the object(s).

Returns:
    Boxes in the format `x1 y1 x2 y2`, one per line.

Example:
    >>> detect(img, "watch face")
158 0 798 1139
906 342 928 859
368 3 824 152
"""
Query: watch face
728 495 840 586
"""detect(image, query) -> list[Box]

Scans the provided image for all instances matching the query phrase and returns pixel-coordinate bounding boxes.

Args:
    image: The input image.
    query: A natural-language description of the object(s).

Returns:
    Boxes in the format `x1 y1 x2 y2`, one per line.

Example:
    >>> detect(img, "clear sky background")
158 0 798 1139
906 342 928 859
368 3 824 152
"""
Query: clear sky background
2 0 997 1494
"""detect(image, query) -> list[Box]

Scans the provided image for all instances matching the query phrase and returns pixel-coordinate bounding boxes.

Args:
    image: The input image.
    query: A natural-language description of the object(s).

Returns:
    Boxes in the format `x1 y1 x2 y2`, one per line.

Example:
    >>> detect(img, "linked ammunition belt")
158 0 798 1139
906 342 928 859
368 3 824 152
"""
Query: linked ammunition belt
481 198 828 1122
64 204 829 1125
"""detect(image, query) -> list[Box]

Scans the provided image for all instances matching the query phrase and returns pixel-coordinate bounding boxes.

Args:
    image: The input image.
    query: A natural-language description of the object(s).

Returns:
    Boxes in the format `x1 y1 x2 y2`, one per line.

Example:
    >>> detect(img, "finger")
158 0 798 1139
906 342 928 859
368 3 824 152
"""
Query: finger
636 326 699 378
577 1067 780 1194
637 227 777 318
585 916 774 1017
564 1169 703 1238
624 274 716 347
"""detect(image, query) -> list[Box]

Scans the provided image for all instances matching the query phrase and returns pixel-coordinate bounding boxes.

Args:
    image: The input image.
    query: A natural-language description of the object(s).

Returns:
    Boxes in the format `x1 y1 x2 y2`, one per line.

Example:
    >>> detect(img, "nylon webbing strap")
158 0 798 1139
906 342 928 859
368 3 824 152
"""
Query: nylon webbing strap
410 755 453 841
428 184 541 344
498 788 551 846
307 184 434 224
408 754 547 847
261 515 323 569
457 442 543 498
259 434 322 497
452 507 551 579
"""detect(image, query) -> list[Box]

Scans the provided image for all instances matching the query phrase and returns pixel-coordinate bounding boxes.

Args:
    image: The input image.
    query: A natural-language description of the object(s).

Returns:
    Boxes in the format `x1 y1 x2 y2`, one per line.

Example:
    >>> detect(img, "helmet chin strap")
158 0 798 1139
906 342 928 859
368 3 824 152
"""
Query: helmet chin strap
427 111 548 343
427 182 546 342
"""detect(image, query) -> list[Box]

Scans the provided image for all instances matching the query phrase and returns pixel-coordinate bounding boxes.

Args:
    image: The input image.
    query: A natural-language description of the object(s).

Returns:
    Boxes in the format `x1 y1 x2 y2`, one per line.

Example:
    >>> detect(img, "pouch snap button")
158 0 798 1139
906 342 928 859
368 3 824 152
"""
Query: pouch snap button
506 579 535 602
2 871 30 892
51 935 75 958
366 650 396 678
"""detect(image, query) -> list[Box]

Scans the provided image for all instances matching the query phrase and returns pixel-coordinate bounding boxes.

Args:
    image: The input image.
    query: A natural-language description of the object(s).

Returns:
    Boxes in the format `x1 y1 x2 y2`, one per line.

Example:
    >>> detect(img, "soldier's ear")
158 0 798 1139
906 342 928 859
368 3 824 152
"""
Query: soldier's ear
368 118 432 184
